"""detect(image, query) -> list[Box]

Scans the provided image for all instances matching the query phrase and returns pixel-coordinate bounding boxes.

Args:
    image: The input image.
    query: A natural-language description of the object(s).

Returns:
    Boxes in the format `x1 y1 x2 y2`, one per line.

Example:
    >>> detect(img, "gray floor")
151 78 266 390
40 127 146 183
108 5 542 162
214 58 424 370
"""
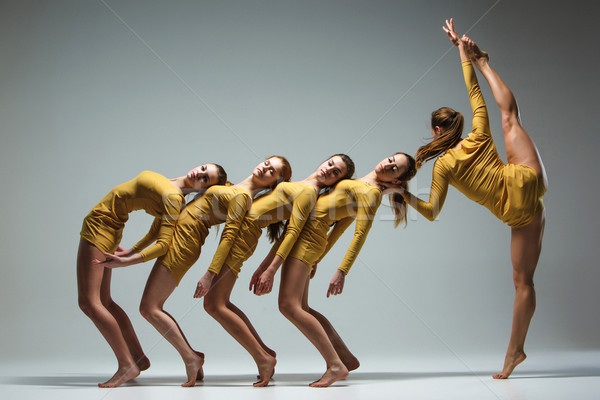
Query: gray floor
2 351 599 400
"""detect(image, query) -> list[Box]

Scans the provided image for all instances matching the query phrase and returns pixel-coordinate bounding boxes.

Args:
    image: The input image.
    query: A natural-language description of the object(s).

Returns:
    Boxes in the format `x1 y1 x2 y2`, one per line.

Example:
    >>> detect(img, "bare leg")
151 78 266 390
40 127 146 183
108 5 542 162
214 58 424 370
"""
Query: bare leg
465 37 548 188
139 263 204 387
100 269 150 371
226 302 277 358
300 278 359 371
278 258 348 387
494 210 545 379
203 266 276 387
77 240 140 388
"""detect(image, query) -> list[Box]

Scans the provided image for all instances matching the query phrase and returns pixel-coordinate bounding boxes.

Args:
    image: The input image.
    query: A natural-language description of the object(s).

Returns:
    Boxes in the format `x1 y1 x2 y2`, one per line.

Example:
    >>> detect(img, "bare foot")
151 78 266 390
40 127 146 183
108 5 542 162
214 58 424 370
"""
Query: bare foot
98 364 140 388
182 352 205 387
309 363 348 387
253 356 277 387
493 351 526 379
135 355 151 371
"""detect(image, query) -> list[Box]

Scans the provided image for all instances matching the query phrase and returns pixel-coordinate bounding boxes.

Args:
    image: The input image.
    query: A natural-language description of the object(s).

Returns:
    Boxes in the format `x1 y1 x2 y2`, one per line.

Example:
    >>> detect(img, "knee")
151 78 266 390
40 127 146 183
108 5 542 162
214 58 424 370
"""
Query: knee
203 298 223 317
513 273 535 291
139 301 157 321
278 298 300 319
78 296 101 318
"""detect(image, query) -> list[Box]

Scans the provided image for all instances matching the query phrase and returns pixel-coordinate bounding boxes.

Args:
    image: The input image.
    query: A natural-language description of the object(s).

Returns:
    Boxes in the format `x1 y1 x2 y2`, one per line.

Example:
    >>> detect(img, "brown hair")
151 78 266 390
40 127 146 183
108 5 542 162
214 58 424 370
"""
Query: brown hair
415 107 464 169
213 163 228 186
264 155 292 242
389 152 417 228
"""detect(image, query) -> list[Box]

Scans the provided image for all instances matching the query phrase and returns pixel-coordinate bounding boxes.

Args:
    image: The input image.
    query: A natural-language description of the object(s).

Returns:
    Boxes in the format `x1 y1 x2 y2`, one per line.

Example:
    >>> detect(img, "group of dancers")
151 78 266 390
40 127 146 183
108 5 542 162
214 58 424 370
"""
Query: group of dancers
77 20 547 388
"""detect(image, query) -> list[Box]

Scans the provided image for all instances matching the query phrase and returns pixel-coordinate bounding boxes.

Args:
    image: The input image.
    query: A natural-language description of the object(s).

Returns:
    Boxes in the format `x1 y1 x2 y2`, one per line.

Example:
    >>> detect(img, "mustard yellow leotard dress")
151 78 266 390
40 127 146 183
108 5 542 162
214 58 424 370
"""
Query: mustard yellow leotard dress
218 182 317 277
288 179 382 275
159 185 251 284
405 60 546 228
80 171 185 260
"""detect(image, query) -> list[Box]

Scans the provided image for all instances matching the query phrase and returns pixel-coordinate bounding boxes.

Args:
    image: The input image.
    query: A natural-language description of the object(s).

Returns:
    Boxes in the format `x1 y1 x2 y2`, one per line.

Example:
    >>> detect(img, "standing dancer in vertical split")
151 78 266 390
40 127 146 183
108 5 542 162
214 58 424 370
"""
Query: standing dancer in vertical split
397 19 547 378
139 156 291 387
254 153 416 387
78 164 226 387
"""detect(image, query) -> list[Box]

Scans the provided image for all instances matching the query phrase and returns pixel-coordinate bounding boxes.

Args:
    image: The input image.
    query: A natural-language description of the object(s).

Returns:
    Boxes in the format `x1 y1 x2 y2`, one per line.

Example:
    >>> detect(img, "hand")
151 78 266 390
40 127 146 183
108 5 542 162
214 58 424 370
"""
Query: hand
193 271 215 299
92 252 130 268
114 246 133 257
442 18 463 47
377 179 406 195
326 270 346 298
255 268 275 296
309 263 318 279
249 265 266 293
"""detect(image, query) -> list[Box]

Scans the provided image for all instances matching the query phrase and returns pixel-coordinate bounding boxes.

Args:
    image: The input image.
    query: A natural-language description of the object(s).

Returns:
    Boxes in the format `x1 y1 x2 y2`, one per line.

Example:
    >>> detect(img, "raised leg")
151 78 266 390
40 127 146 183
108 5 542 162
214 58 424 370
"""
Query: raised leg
100 268 150 371
139 262 204 387
466 37 548 189
77 240 140 388
494 210 545 379
203 265 276 387
300 278 359 371
278 257 348 387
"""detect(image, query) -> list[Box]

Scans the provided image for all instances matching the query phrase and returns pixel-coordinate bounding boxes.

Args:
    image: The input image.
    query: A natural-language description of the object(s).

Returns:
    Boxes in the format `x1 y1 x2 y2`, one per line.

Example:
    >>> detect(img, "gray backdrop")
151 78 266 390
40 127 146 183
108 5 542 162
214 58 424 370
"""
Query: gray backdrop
1 0 598 370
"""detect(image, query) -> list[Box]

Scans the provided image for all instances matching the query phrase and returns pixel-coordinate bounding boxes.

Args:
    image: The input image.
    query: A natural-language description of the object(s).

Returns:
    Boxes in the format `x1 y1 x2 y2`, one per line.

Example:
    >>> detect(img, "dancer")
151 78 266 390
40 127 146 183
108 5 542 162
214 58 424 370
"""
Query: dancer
192 154 354 387
78 164 226 387
254 153 416 387
139 156 291 387
397 19 547 378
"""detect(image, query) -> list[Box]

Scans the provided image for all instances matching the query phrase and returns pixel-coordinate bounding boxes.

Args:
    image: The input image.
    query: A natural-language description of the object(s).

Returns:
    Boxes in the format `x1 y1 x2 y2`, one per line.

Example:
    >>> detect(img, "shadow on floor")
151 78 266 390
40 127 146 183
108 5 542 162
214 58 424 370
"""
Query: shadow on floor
4 367 600 388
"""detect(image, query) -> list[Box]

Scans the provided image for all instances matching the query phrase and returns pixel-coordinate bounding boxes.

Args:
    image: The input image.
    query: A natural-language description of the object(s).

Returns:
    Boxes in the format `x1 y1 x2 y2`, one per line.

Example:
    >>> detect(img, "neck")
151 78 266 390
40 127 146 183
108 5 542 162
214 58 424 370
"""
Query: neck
298 172 322 191
169 176 196 195
234 175 269 197
359 171 381 189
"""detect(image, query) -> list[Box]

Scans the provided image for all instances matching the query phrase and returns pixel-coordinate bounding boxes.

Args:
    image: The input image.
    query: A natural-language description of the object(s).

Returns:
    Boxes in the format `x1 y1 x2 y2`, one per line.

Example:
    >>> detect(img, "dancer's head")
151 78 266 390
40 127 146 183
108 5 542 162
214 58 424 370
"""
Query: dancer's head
252 156 292 188
415 107 464 169
186 164 227 190
377 152 417 227
315 154 355 186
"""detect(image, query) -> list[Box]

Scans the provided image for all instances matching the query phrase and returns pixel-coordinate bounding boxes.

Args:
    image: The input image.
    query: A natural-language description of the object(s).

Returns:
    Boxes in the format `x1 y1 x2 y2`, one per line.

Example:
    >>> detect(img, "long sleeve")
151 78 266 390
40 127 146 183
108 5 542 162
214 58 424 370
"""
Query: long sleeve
337 193 380 275
208 193 250 275
405 160 449 222
136 194 183 262
462 60 490 137
317 217 354 264
131 217 161 254
275 191 316 260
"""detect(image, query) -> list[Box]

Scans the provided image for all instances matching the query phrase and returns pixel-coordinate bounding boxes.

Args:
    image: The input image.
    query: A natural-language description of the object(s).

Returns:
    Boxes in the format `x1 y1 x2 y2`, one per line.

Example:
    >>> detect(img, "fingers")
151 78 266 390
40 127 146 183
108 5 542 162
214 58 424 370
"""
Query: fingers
193 283 206 298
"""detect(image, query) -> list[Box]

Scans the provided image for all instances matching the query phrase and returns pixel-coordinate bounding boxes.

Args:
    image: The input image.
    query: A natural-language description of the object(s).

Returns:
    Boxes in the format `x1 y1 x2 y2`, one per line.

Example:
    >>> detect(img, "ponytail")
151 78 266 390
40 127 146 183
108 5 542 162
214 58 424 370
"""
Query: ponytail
415 107 464 169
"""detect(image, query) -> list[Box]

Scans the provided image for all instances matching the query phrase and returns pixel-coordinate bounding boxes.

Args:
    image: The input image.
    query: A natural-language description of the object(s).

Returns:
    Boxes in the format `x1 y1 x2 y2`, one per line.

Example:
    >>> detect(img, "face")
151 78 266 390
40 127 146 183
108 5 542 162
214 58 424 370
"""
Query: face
253 157 284 186
186 164 220 190
315 156 347 186
375 154 409 183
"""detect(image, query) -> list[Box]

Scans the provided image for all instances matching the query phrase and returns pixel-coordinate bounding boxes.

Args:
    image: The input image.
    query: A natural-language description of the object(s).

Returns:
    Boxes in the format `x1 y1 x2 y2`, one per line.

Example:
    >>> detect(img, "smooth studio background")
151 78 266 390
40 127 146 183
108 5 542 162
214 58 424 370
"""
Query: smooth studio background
0 0 598 375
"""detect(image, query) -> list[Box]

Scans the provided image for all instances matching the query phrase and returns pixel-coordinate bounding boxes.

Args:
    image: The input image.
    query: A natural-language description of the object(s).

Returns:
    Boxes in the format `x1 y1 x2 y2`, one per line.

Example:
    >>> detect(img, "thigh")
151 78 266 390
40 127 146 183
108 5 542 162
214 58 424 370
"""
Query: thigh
279 257 310 304
77 239 107 300
505 122 547 185
141 262 178 308
510 209 545 282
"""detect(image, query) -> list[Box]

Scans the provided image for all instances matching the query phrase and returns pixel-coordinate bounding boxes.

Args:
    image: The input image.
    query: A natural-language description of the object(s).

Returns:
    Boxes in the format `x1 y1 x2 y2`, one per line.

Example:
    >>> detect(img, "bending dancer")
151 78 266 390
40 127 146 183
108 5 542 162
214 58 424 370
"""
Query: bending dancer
139 156 291 387
78 164 226 387
194 154 354 386
254 153 416 387
397 19 547 379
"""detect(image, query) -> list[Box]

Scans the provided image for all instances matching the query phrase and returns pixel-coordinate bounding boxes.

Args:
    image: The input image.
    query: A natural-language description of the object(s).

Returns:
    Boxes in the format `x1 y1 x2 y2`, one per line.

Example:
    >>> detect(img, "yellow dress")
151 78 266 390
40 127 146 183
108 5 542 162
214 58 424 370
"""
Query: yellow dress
159 185 250 284
288 179 382 275
80 171 184 261
222 182 317 276
406 61 546 228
